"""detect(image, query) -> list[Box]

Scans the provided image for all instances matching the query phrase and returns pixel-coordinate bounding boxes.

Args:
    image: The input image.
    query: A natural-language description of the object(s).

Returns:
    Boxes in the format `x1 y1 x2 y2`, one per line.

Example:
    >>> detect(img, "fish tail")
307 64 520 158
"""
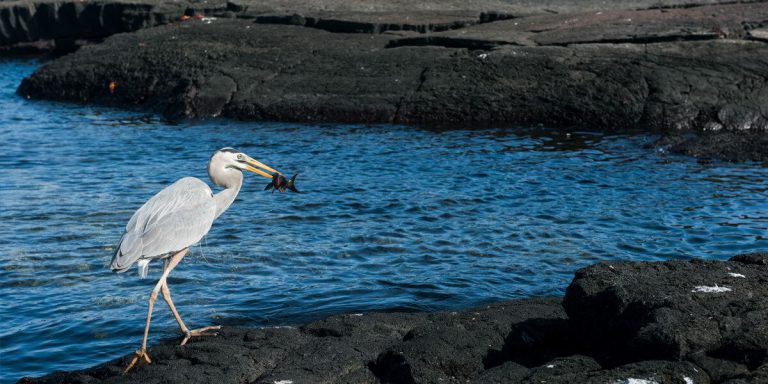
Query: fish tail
287 173 300 193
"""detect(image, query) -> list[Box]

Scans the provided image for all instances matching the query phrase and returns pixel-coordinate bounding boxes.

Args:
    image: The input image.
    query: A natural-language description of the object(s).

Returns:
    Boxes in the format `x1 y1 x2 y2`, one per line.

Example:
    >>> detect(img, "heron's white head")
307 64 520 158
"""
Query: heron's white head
208 147 278 188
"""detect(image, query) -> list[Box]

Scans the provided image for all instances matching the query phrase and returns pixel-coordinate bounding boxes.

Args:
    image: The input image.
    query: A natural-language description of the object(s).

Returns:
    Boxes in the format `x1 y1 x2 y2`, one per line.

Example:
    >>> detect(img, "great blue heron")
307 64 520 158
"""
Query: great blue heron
110 148 281 373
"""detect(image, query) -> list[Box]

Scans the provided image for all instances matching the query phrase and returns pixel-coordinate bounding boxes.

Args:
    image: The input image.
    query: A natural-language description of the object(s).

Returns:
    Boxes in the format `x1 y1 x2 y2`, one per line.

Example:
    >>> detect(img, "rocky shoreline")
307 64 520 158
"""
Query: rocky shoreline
17 253 768 383
1 0 767 162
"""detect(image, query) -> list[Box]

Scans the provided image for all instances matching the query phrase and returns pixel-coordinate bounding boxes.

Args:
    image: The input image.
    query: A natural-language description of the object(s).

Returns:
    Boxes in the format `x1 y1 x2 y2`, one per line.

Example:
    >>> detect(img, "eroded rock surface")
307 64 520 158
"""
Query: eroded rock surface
18 254 768 384
564 253 768 370
5 0 768 161
16 17 768 129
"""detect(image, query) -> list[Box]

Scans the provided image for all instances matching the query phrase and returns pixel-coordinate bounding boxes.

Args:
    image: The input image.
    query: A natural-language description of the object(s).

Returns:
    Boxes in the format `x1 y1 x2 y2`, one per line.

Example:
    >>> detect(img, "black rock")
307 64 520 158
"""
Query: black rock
369 298 564 383
16 253 768 383
11 1 768 162
564 256 768 368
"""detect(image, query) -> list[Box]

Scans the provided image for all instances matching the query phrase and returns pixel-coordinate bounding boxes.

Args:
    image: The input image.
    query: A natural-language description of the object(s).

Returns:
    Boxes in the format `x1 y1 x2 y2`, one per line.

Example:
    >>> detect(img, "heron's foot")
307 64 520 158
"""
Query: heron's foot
180 325 222 346
123 348 152 374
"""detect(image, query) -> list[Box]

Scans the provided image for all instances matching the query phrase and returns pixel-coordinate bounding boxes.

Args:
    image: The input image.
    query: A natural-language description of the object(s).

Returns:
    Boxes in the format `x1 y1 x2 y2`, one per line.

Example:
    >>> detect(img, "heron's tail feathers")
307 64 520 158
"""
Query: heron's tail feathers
110 232 143 273
137 259 150 279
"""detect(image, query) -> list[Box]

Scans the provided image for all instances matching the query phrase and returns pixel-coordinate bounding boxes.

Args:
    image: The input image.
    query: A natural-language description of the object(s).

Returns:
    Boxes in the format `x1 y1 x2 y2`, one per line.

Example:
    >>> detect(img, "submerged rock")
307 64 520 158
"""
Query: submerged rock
18 253 768 384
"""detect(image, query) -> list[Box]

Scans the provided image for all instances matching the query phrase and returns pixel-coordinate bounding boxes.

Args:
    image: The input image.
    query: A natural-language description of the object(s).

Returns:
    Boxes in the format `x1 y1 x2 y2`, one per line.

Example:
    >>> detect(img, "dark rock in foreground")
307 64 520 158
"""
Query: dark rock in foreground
18 253 768 383
565 253 768 369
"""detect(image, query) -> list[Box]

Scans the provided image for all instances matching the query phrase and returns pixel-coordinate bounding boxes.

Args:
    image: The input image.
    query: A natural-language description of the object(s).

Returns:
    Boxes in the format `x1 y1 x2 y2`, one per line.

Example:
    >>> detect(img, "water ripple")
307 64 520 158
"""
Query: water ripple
1 60 767 382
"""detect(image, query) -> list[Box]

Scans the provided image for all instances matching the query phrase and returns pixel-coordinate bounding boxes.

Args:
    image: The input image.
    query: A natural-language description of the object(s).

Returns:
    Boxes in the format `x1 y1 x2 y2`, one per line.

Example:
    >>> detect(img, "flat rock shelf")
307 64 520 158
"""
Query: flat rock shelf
2 0 768 162
17 253 768 384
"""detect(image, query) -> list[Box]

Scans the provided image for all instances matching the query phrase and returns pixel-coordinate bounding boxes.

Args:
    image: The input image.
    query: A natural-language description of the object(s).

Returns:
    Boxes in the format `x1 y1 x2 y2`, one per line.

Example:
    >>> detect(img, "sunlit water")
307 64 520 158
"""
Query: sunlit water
0 59 766 382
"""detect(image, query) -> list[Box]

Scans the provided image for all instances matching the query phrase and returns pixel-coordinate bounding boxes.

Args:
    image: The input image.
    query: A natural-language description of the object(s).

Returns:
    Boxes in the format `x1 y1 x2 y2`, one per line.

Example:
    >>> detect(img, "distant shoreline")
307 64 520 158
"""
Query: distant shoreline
3 0 767 162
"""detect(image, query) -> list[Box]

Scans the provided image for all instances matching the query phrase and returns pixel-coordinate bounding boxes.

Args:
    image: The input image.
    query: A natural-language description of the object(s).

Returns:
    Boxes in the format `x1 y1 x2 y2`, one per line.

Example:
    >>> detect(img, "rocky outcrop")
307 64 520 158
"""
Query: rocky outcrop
5 0 764 52
655 131 768 163
564 253 768 371
0 1 187 53
5 0 768 162
18 253 768 383
15 17 768 127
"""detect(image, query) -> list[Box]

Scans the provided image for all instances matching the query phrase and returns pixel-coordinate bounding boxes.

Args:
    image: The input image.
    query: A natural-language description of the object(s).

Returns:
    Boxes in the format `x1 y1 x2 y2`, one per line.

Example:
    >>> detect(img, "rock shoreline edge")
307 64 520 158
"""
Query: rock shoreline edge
18 253 768 383
3 0 768 162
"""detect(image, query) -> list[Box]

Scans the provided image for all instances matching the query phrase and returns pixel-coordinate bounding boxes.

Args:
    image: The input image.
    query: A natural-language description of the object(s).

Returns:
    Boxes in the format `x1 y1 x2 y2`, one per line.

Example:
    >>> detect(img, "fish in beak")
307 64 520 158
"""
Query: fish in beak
265 173 300 193
236 152 300 193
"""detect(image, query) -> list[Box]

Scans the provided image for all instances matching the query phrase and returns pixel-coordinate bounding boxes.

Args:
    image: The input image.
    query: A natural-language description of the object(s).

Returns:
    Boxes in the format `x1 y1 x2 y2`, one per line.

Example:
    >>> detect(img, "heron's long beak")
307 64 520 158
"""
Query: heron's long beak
241 155 279 179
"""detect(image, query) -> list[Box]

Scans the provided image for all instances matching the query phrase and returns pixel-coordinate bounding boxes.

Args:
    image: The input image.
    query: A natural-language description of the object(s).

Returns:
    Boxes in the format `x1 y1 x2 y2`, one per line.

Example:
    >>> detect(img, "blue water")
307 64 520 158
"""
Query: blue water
0 59 766 382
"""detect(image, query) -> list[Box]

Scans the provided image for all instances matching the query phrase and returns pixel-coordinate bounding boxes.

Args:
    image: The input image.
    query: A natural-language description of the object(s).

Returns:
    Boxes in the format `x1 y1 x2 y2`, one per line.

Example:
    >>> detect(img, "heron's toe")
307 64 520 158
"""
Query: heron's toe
180 325 221 345
123 348 152 374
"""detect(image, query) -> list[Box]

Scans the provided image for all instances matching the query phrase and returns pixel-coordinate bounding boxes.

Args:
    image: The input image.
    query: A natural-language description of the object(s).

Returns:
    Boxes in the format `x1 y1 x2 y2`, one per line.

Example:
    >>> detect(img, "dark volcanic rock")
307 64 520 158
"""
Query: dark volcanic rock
474 361 531 383
8 0 768 161
0 1 198 53
17 299 568 384
369 299 564 382
498 315 577 367
389 2 768 47
522 359 710 384
689 354 751 383
721 363 768 384
17 16 768 133
564 254 768 369
657 131 768 163
18 255 768 383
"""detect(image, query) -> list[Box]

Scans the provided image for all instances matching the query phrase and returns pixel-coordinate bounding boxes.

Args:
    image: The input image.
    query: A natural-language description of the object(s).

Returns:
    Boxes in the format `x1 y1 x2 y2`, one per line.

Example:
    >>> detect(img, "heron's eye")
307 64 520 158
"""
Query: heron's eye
237 154 244 161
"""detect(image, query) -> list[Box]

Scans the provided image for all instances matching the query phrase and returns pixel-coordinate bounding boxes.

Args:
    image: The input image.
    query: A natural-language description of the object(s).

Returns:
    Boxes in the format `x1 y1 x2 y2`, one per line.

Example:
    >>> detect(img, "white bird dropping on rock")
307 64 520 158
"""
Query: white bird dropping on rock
692 284 732 293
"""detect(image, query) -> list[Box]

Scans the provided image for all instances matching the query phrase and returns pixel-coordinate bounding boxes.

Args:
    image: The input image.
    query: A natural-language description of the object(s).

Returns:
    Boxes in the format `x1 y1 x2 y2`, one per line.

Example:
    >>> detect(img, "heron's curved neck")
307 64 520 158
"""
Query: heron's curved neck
213 171 243 219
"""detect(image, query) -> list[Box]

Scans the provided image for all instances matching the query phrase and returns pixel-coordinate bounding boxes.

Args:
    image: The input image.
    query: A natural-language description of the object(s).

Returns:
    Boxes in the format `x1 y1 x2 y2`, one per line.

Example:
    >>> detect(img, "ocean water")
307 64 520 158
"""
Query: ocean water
0 59 766 382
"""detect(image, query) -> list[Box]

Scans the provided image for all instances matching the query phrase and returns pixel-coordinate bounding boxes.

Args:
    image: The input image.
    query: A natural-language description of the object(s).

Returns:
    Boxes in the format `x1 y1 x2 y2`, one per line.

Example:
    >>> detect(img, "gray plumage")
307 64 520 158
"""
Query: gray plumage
111 177 217 277
110 148 275 278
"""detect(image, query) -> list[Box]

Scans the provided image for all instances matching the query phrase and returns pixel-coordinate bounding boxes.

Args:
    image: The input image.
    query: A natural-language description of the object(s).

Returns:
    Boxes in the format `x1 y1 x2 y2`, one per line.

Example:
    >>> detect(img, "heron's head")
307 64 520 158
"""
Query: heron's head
209 147 278 187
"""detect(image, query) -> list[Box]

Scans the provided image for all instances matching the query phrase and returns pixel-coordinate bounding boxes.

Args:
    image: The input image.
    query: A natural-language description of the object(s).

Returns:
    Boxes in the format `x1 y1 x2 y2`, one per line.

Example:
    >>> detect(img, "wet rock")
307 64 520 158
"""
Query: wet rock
730 252 768 265
564 255 768 368
656 131 768 163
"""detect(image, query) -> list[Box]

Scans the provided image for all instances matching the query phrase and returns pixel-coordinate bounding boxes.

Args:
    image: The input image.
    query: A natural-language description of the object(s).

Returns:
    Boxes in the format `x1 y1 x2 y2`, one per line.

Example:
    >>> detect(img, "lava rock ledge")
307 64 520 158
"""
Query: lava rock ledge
18 253 768 384
7 0 768 162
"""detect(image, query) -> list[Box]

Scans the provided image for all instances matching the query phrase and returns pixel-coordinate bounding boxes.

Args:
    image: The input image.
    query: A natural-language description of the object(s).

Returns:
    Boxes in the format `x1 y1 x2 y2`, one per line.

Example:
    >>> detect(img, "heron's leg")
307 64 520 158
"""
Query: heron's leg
160 281 189 333
160 281 221 345
160 258 189 333
124 249 188 374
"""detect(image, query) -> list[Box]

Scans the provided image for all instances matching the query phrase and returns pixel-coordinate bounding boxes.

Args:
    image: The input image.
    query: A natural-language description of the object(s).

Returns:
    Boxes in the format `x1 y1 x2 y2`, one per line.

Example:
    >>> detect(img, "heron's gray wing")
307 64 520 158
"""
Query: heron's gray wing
111 177 217 272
